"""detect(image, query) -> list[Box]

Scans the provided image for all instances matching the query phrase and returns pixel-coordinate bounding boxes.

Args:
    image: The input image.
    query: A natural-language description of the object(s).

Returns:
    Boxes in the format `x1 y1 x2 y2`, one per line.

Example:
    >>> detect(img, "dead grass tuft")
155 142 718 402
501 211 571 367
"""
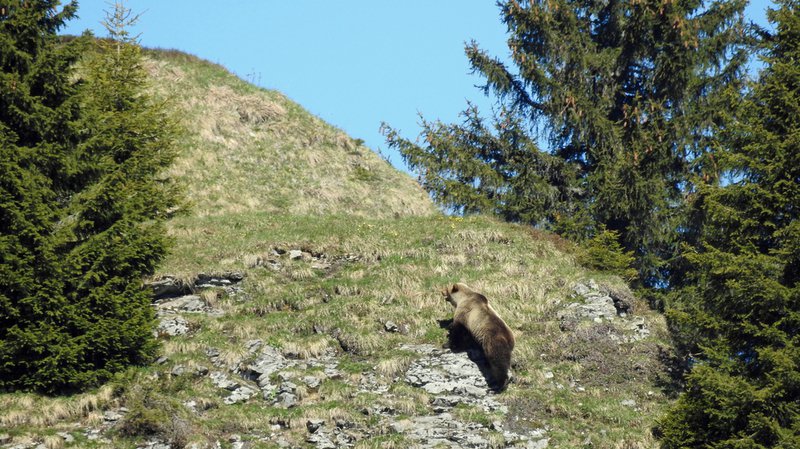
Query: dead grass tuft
282 337 332 359
376 356 413 378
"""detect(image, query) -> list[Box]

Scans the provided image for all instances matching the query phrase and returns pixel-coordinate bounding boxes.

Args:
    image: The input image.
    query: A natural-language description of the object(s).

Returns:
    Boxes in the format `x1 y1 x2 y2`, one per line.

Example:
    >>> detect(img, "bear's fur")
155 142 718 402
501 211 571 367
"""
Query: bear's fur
442 283 515 391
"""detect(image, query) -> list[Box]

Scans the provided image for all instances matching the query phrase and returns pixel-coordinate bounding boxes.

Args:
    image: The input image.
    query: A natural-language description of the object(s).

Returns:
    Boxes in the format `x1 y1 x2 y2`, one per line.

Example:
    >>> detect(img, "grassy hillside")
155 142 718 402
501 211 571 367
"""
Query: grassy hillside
0 50 675 449
144 49 436 221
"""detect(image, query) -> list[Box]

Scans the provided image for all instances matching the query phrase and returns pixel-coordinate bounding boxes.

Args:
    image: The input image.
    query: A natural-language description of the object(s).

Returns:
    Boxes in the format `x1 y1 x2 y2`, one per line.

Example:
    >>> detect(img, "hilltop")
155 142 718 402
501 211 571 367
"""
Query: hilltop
145 49 436 222
0 49 675 449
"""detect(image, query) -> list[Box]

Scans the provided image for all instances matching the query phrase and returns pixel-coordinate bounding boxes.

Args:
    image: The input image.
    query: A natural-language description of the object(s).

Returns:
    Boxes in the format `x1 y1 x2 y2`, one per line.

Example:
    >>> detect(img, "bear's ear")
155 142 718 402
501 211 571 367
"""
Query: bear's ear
440 287 449 297
451 284 459 293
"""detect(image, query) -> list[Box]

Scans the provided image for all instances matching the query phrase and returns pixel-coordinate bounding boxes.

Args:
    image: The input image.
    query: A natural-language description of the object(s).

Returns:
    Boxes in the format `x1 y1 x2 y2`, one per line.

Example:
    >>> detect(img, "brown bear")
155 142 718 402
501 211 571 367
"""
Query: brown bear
442 283 515 391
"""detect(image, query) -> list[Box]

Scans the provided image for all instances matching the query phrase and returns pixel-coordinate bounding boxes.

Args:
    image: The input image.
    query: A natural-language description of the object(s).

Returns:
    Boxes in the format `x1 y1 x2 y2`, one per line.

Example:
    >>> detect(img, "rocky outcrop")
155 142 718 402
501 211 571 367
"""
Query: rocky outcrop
558 280 649 343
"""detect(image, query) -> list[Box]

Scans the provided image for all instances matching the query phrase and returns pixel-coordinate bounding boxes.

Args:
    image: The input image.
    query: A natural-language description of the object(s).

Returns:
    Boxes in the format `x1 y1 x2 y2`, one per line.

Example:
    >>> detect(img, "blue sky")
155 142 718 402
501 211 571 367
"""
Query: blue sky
63 1 773 174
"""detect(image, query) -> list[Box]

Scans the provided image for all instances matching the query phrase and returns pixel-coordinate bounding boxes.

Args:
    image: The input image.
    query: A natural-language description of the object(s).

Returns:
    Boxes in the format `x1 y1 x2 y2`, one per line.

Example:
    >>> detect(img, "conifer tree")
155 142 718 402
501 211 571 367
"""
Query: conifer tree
658 1 800 446
0 1 179 393
384 0 748 285
0 0 87 392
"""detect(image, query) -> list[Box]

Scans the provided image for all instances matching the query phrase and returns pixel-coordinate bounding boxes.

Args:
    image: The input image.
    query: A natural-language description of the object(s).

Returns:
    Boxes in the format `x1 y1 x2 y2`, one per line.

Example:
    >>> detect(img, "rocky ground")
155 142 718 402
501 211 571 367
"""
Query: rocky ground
2 249 659 449
140 269 552 448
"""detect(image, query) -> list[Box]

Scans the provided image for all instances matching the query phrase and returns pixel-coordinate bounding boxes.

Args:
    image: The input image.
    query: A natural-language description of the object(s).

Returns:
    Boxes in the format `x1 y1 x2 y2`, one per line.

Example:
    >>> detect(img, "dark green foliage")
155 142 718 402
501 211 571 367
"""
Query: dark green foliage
382 106 586 230
0 1 178 393
383 0 748 286
576 227 637 282
658 1 800 446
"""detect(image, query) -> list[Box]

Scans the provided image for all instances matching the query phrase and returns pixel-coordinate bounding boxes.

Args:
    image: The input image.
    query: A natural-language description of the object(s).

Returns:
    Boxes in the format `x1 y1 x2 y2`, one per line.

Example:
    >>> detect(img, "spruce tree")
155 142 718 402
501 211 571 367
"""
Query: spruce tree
0 0 86 392
658 1 800 446
383 0 748 285
0 1 179 393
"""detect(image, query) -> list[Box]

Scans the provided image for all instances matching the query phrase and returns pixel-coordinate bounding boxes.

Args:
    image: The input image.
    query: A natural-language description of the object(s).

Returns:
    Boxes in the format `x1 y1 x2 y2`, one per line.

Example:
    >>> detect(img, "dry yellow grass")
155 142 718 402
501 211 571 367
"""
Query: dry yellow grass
144 51 437 221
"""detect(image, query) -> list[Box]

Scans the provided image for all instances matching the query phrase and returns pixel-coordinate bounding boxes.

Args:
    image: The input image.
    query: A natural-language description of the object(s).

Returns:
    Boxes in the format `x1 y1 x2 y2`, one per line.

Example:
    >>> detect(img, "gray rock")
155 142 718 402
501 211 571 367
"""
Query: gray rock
245 339 263 353
171 365 186 376
303 376 321 390
156 315 190 336
275 392 297 408
621 399 637 408
0 434 11 445
306 432 336 449
600 284 636 315
623 317 650 342
147 276 188 299
138 441 171 449
288 250 303 260
103 410 123 422
384 321 399 332
559 282 618 322
195 271 244 287
155 294 205 313
403 344 499 409
246 345 289 386
306 419 325 433
224 386 256 404
390 419 413 433
57 432 75 444
527 438 550 449
210 371 240 390
278 381 297 394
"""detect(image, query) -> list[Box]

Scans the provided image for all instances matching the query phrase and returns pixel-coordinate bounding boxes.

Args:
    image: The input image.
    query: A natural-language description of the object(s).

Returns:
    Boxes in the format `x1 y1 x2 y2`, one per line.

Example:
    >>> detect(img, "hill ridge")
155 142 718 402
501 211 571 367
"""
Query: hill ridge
144 48 436 219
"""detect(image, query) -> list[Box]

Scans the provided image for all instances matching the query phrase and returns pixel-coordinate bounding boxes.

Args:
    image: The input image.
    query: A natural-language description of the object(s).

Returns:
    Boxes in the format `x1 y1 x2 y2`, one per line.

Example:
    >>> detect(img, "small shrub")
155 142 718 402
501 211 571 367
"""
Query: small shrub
577 227 638 282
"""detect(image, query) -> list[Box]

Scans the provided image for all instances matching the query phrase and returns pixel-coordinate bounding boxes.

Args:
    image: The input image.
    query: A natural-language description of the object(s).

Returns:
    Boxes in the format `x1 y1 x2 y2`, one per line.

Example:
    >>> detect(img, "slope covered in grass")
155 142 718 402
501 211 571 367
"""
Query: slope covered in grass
0 50 676 449
144 49 436 221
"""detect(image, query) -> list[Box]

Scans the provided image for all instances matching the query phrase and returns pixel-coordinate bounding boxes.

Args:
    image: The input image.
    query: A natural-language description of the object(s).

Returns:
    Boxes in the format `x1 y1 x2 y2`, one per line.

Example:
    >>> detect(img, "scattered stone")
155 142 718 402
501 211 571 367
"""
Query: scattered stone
600 283 636 316
623 317 650 342
195 272 245 288
275 392 297 408
527 438 550 449
335 419 355 429
306 432 336 449
171 365 186 376
306 419 325 433
288 250 303 260
303 376 321 390
156 294 205 313
245 339 263 353
390 419 412 433
225 386 257 404
384 321 399 333
103 410 123 422
210 371 240 391
156 315 190 336
137 441 171 449
404 344 497 407
146 276 189 299
621 399 637 408
559 283 618 322
0 434 11 445
156 356 169 365
55 432 75 444
245 345 289 388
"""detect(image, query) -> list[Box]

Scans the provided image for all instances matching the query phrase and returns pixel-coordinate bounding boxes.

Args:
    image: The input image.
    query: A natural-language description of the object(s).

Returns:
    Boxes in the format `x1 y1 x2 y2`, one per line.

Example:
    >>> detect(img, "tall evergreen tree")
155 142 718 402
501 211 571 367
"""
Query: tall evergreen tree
0 1 179 393
658 1 800 446
0 0 87 392
384 0 748 285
